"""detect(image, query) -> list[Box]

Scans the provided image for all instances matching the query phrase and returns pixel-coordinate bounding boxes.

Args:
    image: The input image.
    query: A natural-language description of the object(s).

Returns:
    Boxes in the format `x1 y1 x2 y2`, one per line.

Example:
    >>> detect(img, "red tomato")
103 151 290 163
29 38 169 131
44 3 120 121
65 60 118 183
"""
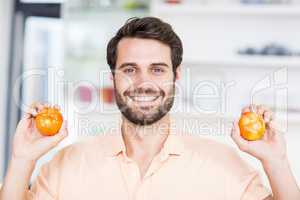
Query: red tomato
239 112 265 141
35 107 63 136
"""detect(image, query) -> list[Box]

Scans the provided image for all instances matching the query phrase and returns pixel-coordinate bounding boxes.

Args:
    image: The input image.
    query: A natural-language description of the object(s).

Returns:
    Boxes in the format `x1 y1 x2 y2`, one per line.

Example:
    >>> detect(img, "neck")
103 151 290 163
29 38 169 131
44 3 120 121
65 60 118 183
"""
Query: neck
121 114 170 158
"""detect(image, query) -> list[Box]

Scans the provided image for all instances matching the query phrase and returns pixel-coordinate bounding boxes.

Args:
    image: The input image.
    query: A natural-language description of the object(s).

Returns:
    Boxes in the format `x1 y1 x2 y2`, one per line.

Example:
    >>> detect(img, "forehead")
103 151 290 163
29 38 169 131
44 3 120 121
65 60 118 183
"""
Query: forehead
116 38 172 66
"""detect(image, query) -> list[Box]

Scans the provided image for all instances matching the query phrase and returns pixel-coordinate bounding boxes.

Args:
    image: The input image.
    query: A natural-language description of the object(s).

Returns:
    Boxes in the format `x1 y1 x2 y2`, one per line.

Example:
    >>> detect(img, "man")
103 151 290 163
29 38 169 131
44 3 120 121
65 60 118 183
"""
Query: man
0 17 299 200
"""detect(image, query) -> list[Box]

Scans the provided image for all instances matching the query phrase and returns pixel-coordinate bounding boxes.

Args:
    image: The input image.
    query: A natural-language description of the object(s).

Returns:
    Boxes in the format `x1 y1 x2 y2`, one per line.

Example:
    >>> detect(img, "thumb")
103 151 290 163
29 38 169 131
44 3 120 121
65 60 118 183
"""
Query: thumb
231 120 249 152
15 117 33 135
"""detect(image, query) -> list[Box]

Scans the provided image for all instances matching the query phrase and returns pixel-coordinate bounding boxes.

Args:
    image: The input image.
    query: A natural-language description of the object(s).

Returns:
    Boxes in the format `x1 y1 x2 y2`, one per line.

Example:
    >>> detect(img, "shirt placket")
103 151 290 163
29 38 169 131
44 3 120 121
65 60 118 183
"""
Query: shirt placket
144 150 169 178
118 152 142 200
139 151 171 200
118 150 170 200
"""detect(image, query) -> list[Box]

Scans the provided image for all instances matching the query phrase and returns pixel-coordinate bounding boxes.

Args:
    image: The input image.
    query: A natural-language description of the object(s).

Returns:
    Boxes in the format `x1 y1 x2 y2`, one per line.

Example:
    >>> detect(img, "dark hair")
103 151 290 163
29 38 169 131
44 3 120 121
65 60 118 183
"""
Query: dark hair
106 17 183 75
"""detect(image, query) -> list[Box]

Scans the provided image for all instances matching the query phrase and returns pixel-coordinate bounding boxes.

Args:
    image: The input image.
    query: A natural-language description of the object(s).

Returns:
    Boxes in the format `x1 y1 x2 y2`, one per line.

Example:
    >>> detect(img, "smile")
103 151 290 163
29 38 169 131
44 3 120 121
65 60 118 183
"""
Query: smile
129 96 160 102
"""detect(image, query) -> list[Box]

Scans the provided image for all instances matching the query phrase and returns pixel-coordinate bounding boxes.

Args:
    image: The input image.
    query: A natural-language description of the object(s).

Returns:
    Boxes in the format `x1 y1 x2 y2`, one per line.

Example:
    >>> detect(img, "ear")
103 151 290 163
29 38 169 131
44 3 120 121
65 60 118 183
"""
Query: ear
175 66 181 80
109 73 113 81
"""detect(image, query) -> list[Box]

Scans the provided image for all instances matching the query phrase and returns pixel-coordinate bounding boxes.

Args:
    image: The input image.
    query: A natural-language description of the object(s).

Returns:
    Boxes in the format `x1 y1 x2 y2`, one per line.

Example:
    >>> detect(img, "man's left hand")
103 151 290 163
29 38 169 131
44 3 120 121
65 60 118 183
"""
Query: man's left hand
231 104 287 165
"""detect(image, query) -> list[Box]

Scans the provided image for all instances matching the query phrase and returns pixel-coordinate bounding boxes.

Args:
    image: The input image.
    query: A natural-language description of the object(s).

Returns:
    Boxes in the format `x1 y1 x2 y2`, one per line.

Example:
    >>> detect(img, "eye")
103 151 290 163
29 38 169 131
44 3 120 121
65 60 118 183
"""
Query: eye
123 67 136 74
151 67 165 74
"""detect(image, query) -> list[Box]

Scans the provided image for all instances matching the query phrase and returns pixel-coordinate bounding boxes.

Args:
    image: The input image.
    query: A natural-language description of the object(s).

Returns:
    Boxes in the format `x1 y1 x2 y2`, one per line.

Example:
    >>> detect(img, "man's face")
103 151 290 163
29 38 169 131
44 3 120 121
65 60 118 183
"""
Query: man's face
113 38 179 126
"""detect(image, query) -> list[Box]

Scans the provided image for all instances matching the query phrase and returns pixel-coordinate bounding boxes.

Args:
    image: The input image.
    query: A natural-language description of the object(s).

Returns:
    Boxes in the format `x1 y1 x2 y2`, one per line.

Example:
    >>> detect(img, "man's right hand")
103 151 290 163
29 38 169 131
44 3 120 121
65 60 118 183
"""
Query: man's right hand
0 103 68 200
12 102 68 163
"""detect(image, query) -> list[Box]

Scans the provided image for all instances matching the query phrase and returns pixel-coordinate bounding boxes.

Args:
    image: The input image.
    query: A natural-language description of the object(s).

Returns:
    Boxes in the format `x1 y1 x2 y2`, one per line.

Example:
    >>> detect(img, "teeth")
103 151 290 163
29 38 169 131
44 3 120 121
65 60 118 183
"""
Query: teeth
130 96 158 102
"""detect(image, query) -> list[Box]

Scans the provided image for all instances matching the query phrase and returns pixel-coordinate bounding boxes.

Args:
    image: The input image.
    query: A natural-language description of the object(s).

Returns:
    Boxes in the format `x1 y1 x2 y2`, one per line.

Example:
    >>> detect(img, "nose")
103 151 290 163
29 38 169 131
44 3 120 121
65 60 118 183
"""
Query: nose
135 69 151 86
132 71 158 94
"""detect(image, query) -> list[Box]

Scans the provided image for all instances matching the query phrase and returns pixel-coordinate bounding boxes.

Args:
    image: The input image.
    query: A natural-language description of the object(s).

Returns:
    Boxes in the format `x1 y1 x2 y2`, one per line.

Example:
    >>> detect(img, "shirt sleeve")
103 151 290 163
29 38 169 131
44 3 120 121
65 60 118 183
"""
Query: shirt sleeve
240 171 272 200
223 147 272 200
26 149 66 200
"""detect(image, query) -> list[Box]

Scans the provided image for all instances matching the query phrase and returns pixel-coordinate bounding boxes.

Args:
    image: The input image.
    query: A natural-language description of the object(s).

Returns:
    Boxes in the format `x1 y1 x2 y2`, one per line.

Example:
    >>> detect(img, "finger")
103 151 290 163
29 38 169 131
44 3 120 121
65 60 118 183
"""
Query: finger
29 102 38 108
256 105 263 115
53 104 61 110
28 103 38 115
44 102 50 108
22 105 39 120
241 104 258 114
257 105 271 116
23 109 35 118
267 121 277 135
15 117 33 134
36 102 51 113
273 127 284 143
37 102 47 112
241 106 251 114
35 102 58 113
30 102 43 113
256 104 263 114
261 120 276 141
261 104 271 112
23 112 31 119
268 120 275 130
263 111 273 124
26 108 38 117
231 121 249 151
261 123 273 141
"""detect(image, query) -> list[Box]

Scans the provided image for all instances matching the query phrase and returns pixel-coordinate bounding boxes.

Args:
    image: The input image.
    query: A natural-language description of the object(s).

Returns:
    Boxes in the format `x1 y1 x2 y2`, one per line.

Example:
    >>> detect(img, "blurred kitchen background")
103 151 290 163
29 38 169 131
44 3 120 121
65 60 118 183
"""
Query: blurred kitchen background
0 0 300 187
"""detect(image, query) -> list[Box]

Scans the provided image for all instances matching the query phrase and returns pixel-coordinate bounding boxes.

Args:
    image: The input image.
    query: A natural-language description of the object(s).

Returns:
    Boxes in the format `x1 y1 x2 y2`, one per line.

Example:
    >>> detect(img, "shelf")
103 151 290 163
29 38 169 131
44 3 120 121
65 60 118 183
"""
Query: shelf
172 109 300 125
183 56 300 68
63 7 148 20
151 2 300 17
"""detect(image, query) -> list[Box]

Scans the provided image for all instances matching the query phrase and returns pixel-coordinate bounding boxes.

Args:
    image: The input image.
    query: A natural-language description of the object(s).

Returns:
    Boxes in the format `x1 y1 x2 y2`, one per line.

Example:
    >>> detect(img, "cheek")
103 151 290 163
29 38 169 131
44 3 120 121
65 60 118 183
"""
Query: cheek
114 75 133 93
163 85 174 97
159 77 175 94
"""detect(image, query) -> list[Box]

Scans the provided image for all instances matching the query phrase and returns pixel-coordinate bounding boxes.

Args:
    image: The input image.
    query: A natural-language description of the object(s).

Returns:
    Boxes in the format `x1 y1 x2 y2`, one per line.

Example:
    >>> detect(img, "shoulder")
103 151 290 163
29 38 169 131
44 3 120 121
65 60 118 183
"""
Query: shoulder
181 135 237 157
180 135 254 174
48 135 113 166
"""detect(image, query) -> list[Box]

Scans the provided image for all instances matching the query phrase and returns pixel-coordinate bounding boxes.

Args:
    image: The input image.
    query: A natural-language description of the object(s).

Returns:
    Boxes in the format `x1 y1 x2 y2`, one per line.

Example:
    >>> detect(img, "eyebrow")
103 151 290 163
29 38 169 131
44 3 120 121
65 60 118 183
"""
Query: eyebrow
117 62 170 69
150 62 170 68
118 62 138 70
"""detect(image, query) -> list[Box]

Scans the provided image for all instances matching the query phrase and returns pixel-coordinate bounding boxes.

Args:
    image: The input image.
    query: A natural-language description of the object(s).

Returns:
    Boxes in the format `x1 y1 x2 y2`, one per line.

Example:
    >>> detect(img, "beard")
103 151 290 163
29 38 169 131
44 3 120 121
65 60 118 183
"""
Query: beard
114 84 175 126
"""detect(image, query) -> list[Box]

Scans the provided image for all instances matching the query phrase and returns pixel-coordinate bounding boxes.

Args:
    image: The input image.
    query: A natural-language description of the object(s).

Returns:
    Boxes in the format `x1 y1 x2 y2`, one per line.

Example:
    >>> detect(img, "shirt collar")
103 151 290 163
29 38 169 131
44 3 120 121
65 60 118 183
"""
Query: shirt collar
102 118 185 157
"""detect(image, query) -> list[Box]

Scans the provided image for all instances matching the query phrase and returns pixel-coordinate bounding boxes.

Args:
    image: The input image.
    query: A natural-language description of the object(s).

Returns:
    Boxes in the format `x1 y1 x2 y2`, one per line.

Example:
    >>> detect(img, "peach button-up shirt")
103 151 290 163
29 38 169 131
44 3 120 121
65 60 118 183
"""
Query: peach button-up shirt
27 129 271 200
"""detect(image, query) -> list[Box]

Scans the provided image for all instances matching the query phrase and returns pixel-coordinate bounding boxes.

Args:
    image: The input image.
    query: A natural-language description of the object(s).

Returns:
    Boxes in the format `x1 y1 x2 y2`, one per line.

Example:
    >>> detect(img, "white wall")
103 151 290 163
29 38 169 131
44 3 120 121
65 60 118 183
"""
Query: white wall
0 0 13 181
151 1 300 187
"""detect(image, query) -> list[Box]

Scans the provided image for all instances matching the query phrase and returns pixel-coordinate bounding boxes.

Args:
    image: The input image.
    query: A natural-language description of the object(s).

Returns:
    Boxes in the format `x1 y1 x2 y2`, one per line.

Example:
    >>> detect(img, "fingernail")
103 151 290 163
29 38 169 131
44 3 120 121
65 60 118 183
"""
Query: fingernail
32 110 38 116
